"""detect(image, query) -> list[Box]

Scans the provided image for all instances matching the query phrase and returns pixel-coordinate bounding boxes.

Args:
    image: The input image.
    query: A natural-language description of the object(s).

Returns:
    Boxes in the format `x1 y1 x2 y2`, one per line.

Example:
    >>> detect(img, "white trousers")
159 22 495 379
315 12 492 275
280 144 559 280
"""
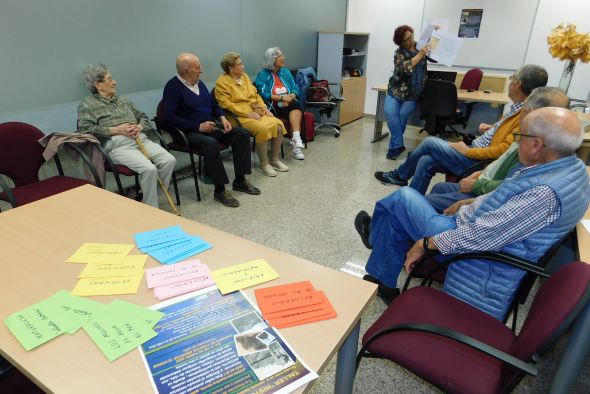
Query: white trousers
106 134 176 208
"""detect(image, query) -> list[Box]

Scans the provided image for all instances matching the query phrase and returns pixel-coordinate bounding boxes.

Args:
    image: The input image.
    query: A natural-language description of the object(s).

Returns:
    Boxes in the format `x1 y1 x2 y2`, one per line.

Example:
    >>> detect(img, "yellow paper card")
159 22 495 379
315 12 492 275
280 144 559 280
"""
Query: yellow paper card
78 255 147 278
71 275 143 296
211 259 279 295
66 243 135 264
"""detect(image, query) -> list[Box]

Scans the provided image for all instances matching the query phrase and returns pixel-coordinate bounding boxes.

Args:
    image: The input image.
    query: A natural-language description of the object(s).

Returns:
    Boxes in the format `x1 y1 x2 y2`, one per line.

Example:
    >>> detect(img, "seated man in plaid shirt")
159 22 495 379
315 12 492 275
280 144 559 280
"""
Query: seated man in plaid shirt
355 107 589 320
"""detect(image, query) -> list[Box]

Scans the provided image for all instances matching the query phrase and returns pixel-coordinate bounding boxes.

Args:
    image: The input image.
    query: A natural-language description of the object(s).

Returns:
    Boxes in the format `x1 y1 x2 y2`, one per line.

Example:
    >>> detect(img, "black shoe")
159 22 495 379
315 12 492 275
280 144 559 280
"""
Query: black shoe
377 285 400 305
134 192 143 202
374 170 408 186
214 190 240 207
355 211 373 249
386 146 406 160
232 180 261 195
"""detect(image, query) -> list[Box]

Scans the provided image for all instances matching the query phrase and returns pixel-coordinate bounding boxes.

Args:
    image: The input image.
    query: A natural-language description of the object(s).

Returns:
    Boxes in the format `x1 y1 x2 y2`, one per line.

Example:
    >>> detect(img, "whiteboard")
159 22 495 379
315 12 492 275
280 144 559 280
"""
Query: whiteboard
422 0 539 70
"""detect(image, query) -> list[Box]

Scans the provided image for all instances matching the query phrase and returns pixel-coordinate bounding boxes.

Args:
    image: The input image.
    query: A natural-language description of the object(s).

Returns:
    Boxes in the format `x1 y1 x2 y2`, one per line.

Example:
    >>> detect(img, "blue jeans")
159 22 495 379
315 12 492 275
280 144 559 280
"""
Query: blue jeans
384 94 416 150
365 187 457 288
396 136 479 194
425 182 476 213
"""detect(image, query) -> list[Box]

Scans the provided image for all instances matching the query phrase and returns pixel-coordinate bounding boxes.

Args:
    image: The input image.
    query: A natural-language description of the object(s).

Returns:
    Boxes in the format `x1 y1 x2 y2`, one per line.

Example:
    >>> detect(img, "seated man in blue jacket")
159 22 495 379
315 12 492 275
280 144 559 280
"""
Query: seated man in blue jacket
355 107 589 320
162 52 259 208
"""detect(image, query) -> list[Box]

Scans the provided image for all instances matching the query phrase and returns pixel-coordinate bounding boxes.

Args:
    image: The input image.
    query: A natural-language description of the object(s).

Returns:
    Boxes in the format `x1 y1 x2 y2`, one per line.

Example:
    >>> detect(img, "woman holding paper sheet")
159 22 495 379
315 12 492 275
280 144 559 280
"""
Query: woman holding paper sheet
384 25 432 160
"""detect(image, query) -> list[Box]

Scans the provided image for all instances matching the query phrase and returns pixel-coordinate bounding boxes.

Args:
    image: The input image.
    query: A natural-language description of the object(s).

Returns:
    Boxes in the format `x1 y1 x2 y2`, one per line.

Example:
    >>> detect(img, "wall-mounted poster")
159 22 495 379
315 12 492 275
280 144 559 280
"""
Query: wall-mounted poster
458 9 483 38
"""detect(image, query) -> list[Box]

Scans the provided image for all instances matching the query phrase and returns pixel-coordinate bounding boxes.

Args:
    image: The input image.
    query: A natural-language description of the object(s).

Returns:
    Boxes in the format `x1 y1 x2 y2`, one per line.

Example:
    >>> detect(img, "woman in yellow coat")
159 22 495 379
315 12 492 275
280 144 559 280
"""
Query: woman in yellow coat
215 52 287 177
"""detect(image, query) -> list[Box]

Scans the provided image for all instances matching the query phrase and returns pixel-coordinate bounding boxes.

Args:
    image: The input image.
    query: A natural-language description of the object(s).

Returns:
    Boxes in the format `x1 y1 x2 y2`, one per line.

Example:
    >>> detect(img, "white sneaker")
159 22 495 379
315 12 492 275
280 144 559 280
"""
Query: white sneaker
290 137 304 149
292 147 305 160
259 163 278 177
269 160 289 172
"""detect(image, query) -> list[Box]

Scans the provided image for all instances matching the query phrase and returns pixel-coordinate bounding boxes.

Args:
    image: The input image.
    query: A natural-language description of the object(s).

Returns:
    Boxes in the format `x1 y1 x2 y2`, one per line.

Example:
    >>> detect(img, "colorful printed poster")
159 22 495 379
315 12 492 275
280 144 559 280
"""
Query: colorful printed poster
140 288 317 394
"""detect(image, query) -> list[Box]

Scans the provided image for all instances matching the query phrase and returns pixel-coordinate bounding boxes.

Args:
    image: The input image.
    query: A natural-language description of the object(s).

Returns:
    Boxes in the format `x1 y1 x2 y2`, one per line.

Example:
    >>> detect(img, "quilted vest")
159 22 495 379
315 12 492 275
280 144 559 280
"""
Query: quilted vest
443 155 590 320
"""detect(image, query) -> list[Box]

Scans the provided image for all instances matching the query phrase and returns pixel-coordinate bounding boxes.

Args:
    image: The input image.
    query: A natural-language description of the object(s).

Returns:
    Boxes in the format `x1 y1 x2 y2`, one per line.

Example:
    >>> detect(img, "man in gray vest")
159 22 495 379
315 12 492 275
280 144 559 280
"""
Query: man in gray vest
355 107 589 320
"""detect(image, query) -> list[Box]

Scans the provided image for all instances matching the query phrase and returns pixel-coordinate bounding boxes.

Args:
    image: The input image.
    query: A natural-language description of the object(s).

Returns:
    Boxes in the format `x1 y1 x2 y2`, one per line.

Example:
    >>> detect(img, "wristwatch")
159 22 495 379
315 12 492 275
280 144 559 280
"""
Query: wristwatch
423 237 434 251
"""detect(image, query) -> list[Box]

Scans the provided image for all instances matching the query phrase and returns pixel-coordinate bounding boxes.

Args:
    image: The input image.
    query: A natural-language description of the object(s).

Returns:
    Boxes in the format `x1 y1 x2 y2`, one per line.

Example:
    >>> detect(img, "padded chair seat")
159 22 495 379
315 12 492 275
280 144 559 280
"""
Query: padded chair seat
363 286 516 394
0 177 89 206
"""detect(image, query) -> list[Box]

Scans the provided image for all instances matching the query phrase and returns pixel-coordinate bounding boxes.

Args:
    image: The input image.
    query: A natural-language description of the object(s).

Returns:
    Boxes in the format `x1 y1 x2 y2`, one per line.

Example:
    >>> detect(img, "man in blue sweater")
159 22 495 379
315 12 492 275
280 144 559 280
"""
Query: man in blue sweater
162 52 259 208
355 107 589 320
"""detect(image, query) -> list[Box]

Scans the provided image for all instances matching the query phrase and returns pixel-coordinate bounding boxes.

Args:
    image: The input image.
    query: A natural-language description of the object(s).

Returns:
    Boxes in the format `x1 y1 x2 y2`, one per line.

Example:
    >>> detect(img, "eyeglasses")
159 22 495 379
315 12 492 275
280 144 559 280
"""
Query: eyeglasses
513 131 543 144
403 34 414 42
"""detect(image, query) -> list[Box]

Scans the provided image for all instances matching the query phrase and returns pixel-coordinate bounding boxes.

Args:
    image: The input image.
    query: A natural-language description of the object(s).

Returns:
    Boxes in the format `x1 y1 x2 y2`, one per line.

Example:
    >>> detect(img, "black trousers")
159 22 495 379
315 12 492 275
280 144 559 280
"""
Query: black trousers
172 127 252 186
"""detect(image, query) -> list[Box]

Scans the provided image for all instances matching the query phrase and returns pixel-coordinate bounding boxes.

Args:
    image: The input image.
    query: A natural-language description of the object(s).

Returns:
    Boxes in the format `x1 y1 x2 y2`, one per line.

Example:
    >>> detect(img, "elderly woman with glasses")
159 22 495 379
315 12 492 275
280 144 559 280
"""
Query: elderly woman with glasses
215 52 287 177
254 47 305 160
77 63 176 208
385 24 433 160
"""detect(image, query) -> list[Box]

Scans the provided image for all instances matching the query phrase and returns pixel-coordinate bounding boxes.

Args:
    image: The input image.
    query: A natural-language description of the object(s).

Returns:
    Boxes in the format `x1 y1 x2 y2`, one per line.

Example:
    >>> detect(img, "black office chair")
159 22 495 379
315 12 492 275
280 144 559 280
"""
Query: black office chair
305 79 345 137
419 79 458 137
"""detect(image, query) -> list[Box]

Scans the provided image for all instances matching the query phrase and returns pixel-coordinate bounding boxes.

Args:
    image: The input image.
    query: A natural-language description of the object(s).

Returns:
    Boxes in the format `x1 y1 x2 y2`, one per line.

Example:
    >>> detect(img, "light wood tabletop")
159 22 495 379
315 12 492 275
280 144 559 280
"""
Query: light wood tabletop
0 185 376 393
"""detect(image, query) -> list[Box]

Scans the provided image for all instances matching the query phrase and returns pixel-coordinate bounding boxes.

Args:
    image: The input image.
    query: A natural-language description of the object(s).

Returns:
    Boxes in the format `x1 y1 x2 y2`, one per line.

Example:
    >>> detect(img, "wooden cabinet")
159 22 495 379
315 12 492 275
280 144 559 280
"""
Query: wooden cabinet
339 77 366 125
317 32 369 125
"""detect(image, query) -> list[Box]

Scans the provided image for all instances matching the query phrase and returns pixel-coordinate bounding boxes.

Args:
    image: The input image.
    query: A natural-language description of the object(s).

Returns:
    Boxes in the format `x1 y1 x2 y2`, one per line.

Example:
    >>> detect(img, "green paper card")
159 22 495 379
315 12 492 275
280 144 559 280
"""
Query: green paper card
4 292 76 351
83 312 158 362
109 300 164 328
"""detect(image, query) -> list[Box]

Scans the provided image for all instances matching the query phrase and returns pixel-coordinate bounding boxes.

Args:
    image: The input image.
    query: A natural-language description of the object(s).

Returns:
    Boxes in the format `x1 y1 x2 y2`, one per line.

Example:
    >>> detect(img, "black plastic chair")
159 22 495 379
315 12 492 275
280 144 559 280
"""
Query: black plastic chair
419 79 458 136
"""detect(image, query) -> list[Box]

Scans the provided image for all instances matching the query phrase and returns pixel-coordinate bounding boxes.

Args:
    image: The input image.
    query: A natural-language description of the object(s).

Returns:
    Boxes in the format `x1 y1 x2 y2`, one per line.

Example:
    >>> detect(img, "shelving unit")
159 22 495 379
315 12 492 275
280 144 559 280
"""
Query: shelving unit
317 32 369 125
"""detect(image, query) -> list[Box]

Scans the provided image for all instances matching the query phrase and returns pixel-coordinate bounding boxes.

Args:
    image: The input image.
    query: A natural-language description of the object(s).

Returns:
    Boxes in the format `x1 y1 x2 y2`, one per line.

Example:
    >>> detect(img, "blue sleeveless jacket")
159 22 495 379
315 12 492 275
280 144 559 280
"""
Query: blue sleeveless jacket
443 155 590 320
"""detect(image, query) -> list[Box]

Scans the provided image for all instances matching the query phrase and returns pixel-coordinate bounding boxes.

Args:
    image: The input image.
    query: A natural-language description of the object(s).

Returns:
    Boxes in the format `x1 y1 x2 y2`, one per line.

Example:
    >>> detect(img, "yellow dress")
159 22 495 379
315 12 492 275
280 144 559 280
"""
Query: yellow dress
215 73 285 143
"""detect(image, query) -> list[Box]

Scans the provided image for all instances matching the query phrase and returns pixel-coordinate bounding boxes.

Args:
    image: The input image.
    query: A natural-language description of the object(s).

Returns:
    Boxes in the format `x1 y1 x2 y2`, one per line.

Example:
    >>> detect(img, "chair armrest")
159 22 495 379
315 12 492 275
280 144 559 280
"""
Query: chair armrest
403 250 550 292
357 322 538 376
0 175 18 208
62 143 103 189
459 159 492 179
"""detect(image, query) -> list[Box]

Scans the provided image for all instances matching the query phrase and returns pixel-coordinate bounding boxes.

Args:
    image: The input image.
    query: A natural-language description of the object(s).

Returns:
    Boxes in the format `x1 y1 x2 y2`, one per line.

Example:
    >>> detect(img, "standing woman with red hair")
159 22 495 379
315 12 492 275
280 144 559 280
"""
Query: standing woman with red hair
384 25 432 160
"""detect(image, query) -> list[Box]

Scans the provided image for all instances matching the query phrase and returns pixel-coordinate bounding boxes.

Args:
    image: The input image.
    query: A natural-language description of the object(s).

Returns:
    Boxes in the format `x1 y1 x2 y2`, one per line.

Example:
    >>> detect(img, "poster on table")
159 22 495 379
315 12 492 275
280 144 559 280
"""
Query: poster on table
139 287 317 393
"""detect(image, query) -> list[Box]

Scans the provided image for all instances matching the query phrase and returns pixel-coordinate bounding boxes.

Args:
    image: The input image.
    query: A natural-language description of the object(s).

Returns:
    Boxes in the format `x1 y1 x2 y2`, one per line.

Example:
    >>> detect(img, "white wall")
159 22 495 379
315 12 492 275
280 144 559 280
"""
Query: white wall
348 0 590 116
525 0 590 101
346 0 425 115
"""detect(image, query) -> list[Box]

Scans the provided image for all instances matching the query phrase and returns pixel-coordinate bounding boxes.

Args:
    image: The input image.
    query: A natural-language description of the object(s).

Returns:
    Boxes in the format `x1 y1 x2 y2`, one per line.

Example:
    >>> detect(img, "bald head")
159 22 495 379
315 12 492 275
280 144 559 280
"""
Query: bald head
523 107 582 158
176 52 201 84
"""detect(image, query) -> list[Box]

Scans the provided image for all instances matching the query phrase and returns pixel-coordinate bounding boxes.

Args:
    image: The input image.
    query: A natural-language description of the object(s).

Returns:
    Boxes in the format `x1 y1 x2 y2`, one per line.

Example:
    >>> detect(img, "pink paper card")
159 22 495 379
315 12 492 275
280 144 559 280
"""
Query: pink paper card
145 259 208 288
153 275 215 300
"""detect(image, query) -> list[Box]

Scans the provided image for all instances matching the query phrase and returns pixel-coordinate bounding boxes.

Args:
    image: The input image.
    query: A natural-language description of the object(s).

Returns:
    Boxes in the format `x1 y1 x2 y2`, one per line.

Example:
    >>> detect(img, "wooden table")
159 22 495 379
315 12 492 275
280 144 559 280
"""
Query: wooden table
370 83 510 142
0 185 376 393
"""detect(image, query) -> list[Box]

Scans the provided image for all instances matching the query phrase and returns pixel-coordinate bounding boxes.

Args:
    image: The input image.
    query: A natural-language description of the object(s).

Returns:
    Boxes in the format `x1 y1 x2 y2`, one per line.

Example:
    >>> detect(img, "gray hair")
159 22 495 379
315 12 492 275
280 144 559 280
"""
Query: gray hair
82 63 109 94
220 52 241 74
263 47 282 70
528 108 583 156
524 86 570 110
515 64 548 96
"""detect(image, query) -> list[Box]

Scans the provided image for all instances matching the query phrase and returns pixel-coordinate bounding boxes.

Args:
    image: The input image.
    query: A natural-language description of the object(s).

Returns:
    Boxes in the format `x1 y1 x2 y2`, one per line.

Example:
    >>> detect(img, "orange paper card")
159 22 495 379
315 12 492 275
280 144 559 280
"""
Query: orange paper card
255 281 321 315
266 291 337 328
264 302 327 320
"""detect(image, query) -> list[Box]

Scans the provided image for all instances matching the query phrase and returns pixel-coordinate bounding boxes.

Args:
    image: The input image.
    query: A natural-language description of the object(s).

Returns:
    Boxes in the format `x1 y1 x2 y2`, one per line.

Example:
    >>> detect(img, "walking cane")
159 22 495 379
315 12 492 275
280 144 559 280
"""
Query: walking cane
134 136 181 216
